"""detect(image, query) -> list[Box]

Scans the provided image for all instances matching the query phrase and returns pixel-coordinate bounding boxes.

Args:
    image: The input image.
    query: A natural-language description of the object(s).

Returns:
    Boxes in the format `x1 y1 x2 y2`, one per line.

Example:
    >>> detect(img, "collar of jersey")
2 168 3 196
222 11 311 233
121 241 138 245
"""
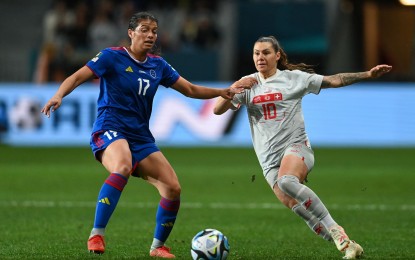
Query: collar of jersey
124 47 148 64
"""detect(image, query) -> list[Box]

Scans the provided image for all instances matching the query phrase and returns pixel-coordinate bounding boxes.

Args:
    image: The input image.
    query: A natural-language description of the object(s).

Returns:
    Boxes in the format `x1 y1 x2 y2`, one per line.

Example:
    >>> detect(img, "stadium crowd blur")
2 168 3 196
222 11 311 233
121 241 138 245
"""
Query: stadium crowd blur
34 0 221 83
0 0 413 83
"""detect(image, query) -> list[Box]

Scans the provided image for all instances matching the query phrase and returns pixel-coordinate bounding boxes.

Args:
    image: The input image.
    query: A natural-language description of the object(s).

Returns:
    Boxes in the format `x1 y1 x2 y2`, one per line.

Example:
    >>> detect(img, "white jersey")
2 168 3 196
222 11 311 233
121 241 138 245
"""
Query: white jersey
231 69 323 172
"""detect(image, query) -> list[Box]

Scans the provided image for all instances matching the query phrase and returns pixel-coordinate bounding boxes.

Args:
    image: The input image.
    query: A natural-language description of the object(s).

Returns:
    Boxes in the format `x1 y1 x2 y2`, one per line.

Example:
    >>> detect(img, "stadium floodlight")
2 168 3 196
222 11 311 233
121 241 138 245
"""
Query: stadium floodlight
400 0 415 6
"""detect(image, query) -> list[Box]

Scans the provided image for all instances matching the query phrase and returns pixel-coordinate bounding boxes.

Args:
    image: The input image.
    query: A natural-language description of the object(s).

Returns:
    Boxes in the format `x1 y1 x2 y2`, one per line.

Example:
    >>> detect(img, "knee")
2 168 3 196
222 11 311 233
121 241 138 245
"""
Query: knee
102 158 132 177
274 184 297 209
115 163 133 177
164 182 181 200
277 175 299 194
171 183 182 198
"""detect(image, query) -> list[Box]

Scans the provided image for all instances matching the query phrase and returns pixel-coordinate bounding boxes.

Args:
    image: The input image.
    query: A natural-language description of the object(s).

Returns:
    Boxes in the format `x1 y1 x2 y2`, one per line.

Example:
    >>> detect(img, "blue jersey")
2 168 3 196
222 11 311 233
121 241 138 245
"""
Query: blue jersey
86 47 180 142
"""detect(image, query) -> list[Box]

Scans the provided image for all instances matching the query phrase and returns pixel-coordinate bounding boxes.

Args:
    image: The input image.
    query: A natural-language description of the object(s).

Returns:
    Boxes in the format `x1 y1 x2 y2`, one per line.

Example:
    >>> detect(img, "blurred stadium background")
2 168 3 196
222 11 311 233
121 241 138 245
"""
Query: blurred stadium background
1 0 415 82
1 0 415 147
0 0 414 259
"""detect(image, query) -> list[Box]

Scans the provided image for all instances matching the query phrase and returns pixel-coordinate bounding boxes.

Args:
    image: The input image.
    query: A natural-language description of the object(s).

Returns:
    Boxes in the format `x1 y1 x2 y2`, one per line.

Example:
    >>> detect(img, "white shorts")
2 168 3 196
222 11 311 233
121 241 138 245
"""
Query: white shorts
263 142 315 188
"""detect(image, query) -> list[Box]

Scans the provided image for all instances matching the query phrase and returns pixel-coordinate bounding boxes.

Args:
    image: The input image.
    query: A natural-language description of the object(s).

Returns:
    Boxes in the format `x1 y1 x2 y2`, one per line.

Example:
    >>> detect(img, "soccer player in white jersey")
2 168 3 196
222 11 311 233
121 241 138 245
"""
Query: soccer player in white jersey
214 36 392 259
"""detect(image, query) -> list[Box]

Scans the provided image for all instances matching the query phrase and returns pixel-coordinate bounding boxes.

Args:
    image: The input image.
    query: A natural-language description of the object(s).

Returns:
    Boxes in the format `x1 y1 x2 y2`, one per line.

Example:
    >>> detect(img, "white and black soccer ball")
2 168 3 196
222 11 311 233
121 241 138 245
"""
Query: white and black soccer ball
191 229 230 260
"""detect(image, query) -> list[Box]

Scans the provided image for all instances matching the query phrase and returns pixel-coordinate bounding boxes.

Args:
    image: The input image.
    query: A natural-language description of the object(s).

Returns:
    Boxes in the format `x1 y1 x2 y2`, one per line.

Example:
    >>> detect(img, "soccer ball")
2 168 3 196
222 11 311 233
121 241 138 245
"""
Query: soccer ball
191 229 230 260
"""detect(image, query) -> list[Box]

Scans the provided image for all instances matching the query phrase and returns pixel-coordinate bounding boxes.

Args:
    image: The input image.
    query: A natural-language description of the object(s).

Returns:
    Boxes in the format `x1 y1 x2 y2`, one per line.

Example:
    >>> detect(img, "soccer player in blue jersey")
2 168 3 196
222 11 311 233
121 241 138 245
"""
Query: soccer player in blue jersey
41 12 248 258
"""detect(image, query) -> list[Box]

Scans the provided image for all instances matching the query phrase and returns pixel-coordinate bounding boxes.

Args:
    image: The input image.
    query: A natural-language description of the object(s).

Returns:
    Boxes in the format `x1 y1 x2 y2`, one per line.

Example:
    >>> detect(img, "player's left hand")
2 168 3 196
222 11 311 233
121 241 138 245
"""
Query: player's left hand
229 77 257 94
369 64 392 78
233 77 257 91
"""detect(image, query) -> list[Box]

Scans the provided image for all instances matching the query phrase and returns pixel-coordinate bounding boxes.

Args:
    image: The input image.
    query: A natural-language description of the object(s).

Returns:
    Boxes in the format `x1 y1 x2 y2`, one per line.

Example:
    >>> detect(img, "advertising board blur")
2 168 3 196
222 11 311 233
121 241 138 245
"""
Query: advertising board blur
0 83 414 147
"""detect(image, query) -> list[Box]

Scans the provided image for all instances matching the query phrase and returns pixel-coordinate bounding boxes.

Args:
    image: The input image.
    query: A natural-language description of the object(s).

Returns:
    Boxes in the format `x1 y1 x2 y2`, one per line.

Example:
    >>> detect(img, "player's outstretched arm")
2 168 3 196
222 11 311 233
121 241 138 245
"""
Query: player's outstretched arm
41 66 94 117
321 64 392 89
171 77 253 100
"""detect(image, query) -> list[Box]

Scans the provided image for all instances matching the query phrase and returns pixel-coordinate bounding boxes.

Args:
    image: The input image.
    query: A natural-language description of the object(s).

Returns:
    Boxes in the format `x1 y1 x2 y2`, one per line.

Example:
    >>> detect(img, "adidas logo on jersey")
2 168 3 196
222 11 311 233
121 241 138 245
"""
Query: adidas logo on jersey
125 66 133 72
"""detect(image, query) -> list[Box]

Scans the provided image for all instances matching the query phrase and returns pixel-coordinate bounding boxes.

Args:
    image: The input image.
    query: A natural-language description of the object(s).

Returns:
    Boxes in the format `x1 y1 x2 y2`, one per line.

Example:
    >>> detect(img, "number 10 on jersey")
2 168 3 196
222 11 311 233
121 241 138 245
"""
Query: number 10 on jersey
262 103 277 120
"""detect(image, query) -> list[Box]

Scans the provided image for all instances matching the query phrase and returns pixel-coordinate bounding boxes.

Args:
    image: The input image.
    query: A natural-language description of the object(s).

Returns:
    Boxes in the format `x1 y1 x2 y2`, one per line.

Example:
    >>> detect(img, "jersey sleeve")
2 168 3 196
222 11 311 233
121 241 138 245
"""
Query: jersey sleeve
292 70 323 95
160 59 180 87
86 49 113 78
304 72 323 95
230 93 244 110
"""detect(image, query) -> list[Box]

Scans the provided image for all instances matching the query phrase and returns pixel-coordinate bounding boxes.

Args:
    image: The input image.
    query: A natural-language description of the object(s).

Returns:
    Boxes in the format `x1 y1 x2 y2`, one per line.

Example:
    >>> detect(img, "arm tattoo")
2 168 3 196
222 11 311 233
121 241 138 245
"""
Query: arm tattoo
322 71 369 88
338 72 368 86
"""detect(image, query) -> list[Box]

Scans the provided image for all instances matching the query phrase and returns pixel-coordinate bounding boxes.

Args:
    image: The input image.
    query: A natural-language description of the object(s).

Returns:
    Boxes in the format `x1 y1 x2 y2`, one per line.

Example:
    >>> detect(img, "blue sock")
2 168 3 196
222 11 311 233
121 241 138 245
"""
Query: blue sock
93 173 128 229
153 197 180 244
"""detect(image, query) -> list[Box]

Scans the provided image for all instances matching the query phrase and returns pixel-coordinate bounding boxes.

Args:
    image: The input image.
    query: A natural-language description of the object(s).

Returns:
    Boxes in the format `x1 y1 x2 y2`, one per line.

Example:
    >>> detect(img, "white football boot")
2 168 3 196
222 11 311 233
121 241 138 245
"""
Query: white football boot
343 241 364 259
329 225 350 251
329 225 363 259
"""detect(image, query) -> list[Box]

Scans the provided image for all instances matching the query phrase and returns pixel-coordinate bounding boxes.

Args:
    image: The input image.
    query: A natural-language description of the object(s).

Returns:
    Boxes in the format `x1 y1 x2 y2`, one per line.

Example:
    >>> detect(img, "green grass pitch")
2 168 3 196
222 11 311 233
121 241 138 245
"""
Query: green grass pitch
0 146 414 259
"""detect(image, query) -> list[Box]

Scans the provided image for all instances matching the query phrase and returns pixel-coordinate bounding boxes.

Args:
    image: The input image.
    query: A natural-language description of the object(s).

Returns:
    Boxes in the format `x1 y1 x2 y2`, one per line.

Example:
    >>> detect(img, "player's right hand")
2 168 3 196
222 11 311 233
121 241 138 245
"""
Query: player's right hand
41 96 62 118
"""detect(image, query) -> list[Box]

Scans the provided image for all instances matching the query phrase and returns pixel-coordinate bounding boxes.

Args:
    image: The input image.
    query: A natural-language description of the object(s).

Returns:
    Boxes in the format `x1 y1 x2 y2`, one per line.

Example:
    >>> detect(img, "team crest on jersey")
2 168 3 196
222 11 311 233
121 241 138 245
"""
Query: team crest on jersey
125 66 133 72
253 93 283 104
150 69 156 78
91 52 103 62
